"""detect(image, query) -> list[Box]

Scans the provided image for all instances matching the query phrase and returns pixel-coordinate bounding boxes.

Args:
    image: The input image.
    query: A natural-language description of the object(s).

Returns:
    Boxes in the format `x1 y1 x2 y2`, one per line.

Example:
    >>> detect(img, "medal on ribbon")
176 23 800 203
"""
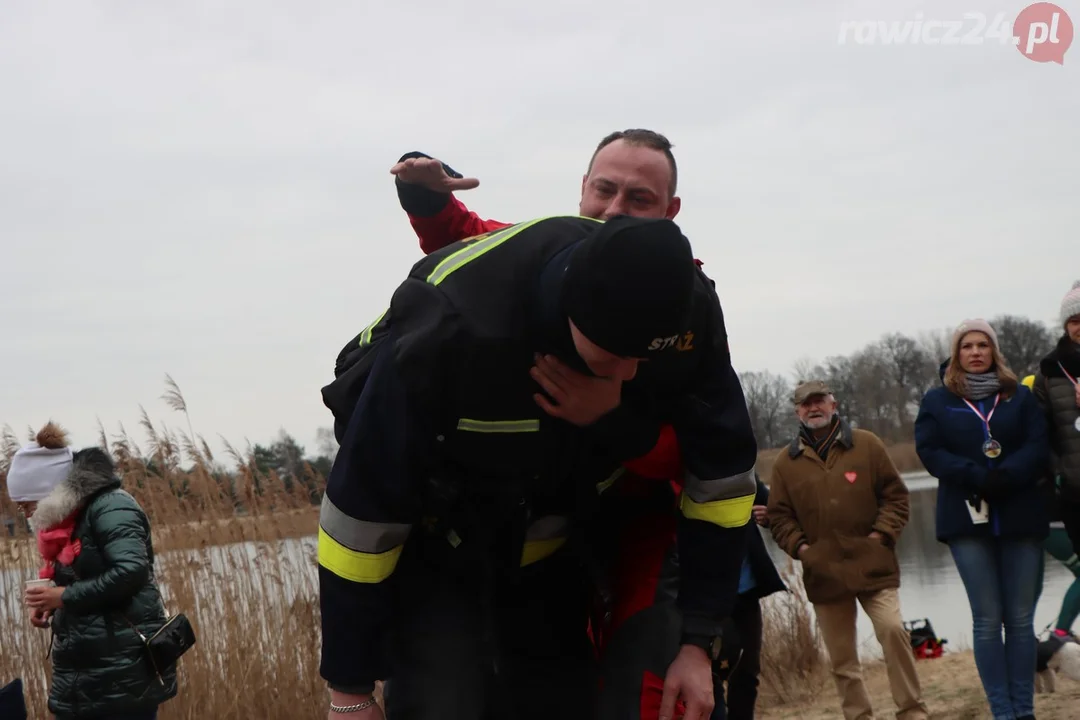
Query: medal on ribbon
1057 363 1080 433
962 394 1002 459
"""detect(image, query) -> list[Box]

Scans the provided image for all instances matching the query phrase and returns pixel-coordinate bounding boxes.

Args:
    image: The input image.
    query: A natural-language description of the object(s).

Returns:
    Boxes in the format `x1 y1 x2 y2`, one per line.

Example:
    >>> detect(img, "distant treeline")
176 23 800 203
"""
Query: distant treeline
739 313 1061 451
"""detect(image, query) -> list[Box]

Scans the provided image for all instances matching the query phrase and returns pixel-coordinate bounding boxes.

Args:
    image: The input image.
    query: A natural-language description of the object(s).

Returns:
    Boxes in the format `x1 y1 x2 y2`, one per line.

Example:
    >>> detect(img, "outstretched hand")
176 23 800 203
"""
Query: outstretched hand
389 156 479 193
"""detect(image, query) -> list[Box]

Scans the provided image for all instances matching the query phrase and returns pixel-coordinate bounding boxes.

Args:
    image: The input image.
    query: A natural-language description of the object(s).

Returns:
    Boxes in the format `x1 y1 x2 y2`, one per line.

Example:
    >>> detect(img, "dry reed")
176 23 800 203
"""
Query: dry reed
0 379 856 718
0 380 329 719
756 559 829 707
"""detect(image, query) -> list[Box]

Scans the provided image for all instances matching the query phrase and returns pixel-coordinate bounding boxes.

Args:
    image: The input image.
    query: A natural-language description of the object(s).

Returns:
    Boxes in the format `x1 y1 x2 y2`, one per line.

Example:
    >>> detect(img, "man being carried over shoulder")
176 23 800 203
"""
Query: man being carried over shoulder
318 214 757 720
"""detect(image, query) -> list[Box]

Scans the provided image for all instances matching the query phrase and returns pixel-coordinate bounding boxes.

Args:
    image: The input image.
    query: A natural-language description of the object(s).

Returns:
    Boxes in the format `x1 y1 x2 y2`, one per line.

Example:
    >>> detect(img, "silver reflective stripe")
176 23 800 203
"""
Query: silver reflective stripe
683 467 756 504
456 418 540 433
525 515 569 541
319 495 411 553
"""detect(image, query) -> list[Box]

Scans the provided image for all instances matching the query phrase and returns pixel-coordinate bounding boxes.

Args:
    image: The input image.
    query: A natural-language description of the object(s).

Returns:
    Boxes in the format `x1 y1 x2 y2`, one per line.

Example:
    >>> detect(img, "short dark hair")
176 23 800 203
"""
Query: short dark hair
586 129 678 197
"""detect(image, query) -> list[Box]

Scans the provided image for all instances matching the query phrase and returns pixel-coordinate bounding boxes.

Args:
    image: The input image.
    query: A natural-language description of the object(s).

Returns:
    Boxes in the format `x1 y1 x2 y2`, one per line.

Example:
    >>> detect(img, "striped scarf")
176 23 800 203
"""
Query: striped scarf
800 414 842 461
963 372 1002 401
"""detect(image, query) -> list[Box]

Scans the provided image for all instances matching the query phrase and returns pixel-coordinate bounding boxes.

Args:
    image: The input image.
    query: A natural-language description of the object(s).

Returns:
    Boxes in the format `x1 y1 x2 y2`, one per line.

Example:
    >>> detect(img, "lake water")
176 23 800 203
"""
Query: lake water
2 474 1075 666
759 472 1079 658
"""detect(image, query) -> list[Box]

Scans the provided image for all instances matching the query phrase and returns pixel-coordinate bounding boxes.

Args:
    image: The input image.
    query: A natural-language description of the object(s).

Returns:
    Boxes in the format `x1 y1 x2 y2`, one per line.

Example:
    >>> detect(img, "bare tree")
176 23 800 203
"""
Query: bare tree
917 328 952 367
876 333 937 433
740 371 795 449
790 356 824 386
989 314 1057 376
315 427 339 462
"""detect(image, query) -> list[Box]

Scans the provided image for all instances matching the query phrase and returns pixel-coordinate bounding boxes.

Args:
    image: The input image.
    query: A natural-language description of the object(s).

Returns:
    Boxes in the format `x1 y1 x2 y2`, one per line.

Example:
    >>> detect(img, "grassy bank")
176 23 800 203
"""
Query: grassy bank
758 648 1080 719
755 561 1080 719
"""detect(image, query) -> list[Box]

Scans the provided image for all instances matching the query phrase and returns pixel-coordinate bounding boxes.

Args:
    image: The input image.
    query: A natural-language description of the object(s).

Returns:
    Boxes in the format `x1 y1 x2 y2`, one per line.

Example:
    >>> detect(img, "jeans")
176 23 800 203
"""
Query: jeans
949 536 1041 720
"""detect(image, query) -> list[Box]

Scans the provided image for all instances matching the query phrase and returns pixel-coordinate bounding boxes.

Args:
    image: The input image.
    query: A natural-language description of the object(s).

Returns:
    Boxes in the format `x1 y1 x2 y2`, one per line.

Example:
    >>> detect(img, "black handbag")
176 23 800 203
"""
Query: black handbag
124 610 196 684
70 561 196 684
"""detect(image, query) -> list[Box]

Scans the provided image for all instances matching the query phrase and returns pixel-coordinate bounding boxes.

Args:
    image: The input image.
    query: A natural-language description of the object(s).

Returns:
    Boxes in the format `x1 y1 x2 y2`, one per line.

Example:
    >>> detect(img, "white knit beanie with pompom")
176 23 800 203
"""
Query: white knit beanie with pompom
5 422 73 503
1061 280 1080 328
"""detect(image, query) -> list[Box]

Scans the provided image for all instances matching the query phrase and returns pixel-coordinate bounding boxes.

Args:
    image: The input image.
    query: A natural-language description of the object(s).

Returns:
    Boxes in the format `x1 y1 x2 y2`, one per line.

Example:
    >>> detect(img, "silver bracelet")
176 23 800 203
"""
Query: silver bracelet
329 696 378 713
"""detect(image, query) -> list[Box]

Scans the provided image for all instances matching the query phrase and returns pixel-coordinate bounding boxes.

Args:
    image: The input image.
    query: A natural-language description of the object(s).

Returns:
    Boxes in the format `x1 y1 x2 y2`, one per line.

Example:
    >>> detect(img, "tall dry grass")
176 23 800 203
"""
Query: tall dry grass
0 378 330 719
0 378 854 718
756 559 829 707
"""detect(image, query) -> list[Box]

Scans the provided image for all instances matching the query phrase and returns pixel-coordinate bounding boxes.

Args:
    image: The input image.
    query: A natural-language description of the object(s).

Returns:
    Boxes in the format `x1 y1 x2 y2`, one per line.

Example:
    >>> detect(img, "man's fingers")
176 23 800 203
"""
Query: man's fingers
686 697 710 720
540 354 588 387
658 682 679 720
530 365 566 403
533 393 561 418
536 354 571 383
446 177 480 191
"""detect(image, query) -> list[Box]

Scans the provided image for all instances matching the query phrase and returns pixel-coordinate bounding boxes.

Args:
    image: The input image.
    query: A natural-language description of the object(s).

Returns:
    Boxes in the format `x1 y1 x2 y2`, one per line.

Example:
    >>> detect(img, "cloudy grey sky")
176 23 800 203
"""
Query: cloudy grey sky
2 0 1076 458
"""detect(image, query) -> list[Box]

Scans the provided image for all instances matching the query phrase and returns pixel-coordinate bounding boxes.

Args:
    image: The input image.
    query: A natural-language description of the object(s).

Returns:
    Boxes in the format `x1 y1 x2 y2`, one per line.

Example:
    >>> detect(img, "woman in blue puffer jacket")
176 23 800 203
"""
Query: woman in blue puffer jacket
914 318 1049 720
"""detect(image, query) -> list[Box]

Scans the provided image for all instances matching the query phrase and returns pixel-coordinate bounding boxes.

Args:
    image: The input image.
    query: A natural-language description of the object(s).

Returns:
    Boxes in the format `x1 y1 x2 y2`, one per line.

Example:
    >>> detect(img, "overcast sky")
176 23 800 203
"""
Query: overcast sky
2 0 1076 459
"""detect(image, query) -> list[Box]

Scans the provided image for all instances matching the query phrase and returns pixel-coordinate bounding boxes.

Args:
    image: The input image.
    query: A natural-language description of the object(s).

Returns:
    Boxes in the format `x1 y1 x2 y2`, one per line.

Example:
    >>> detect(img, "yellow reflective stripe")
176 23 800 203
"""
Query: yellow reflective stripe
596 467 625 495
520 537 566 567
456 418 539 433
317 526 403 583
359 309 388 347
679 492 754 528
425 216 600 286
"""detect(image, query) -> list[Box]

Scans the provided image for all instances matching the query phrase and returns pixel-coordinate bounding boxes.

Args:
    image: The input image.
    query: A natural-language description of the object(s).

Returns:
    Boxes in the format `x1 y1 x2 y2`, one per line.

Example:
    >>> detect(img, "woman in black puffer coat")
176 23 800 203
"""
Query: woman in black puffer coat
1032 280 1080 556
6 423 177 719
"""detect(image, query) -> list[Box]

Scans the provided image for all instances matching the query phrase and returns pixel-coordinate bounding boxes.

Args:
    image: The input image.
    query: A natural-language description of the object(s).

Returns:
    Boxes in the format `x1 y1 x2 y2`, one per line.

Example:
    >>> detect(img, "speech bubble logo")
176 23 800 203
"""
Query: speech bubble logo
1014 2 1073 64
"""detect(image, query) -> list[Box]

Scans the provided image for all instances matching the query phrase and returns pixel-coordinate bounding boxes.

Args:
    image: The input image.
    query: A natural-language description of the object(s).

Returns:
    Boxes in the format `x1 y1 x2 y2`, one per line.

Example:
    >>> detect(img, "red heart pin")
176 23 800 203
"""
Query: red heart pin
845 472 857 483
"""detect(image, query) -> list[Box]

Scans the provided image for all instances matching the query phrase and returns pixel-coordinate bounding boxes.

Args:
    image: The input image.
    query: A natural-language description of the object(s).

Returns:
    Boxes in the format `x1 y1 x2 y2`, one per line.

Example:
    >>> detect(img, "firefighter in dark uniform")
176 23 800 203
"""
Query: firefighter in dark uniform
318 214 758 720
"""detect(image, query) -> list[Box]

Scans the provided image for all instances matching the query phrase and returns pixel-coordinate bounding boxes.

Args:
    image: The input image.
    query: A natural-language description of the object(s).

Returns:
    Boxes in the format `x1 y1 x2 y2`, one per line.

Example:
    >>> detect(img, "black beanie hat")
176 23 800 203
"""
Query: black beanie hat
561 215 696 358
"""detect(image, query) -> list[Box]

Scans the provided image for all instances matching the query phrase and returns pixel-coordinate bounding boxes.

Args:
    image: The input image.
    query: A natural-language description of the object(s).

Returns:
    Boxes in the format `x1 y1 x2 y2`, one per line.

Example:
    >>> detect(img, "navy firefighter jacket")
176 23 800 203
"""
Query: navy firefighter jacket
317 216 759 689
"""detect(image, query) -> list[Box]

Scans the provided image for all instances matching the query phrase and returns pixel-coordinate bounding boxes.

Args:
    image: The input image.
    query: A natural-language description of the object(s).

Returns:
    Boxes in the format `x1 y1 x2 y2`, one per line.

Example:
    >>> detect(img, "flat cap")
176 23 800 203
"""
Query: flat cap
792 380 832 405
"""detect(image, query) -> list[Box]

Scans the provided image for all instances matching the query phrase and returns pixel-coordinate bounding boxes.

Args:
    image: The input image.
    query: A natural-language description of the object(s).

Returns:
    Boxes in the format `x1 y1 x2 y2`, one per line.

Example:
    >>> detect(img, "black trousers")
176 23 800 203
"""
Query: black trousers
711 593 763 720
1061 495 1080 558
381 533 596 720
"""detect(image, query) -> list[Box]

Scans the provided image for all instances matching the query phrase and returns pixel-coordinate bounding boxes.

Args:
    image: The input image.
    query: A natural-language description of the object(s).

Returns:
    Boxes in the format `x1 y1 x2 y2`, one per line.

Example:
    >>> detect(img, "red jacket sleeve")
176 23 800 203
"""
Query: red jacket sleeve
622 424 683 485
410 196 512 255
393 151 512 255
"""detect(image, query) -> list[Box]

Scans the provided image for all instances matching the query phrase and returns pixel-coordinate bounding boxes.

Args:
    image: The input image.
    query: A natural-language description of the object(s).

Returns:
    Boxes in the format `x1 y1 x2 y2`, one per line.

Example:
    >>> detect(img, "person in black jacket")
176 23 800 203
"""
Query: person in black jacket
710 475 786 720
318 214 758 720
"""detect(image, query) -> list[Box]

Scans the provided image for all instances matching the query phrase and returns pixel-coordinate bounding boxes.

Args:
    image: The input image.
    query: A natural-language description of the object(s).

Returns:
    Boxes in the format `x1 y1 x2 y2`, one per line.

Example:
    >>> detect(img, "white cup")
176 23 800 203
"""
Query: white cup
25 579 54 590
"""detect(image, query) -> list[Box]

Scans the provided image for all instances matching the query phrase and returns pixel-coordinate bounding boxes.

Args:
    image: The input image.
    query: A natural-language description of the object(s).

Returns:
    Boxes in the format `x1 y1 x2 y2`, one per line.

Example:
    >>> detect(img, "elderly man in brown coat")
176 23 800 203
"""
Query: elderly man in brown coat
767 381 928 720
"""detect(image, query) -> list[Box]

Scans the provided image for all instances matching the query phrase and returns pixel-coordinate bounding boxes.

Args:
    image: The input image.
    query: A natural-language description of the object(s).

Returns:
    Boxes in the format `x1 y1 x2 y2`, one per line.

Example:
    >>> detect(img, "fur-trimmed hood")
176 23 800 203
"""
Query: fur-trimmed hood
29 447 121 532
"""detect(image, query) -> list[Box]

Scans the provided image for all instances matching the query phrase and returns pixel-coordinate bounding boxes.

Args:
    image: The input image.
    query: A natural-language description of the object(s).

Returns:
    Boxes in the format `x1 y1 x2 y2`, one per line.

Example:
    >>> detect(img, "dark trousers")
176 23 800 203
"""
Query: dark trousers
711 593 763 720
381 533 596 720
594 601 682 720
1061 495 1080 560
